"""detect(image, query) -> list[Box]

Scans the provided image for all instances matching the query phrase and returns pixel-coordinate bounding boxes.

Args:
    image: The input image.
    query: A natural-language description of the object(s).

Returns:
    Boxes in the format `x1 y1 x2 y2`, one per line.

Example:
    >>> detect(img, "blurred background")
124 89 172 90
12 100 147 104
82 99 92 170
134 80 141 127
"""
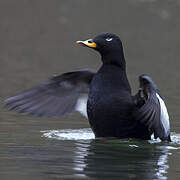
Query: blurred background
0 0 180 180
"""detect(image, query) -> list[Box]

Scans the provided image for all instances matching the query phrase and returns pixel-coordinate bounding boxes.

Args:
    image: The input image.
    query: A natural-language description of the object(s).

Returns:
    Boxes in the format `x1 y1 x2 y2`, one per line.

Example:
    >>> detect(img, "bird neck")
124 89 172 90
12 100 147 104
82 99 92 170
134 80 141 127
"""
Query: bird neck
101 50 126 71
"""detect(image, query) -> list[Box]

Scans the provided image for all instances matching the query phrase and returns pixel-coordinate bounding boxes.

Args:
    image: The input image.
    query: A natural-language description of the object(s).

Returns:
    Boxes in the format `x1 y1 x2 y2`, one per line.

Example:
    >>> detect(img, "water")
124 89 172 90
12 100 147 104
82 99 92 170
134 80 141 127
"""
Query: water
1 125 180 180
42 128 95 140
1 0 180 180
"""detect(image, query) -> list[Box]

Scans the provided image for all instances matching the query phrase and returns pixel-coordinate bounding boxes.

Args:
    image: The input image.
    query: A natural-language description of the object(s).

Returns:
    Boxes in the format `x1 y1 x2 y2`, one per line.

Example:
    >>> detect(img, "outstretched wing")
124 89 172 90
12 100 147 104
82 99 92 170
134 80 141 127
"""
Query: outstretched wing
133 75 171 141
4 69 95 118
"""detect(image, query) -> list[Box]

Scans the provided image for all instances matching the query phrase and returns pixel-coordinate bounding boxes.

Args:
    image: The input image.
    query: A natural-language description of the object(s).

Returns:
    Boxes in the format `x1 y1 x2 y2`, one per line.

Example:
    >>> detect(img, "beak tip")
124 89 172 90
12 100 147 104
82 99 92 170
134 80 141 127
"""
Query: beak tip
76 41 81 44
76 39 96 48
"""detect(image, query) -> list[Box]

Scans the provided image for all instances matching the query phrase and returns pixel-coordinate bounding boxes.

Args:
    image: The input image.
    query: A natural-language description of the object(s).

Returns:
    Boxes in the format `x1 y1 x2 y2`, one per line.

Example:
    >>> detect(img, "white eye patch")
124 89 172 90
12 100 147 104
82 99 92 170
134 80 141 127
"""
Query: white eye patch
105 37 113 42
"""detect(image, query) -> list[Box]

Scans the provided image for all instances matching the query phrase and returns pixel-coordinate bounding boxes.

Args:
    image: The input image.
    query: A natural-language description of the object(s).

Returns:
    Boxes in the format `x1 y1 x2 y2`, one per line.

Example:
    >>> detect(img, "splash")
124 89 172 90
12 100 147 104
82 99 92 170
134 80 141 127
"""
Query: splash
170 132 180 145
41 129 180 146
41 128 95 140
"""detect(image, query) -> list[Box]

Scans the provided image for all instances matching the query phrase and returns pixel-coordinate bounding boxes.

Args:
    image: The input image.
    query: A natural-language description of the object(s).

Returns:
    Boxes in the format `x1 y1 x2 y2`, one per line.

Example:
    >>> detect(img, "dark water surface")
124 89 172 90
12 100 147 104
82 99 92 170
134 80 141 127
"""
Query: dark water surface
0 0 180 180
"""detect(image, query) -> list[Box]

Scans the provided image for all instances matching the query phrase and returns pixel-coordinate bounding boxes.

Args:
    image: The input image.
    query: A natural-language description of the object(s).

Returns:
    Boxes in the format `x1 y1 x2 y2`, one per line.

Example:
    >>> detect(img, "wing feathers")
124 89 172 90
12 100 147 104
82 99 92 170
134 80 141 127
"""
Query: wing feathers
134 75 171 141
4 69 95 118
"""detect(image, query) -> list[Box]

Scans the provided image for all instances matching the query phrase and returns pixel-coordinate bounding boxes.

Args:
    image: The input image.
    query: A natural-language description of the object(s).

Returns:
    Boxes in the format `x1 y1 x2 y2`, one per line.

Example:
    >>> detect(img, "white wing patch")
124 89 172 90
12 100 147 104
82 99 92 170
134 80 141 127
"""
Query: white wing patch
75 95 88 118
156 93 170 136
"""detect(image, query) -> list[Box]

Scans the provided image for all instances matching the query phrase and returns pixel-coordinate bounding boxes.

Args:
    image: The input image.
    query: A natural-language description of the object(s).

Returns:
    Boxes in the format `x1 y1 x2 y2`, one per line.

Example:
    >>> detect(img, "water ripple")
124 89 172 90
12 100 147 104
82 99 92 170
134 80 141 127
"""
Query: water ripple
41 129 180 146
41 128 95 140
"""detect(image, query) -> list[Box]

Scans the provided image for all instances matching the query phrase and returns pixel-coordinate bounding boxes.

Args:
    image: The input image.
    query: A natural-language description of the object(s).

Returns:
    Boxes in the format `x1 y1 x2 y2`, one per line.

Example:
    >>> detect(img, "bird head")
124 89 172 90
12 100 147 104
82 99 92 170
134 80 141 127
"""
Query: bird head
77 32 123 55
76 32 125 68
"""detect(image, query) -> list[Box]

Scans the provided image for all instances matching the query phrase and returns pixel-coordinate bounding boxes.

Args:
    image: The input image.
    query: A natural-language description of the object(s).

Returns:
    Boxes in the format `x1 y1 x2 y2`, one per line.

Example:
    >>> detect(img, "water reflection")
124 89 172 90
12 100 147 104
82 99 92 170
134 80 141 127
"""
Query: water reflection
73 142 90 178
72 140 170 179
42 129 180 179
156 146 170 180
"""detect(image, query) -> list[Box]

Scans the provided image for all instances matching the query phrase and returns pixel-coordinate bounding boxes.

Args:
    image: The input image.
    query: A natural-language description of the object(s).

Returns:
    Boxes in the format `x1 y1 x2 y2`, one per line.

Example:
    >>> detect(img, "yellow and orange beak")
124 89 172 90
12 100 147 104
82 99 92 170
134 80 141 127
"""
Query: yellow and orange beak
76 39 96 48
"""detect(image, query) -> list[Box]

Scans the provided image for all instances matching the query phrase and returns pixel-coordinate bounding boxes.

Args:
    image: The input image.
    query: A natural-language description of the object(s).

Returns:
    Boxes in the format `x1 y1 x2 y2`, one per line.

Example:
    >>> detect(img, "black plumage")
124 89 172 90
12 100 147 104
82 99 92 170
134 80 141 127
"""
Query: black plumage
4 32 171 141
5 70 95 117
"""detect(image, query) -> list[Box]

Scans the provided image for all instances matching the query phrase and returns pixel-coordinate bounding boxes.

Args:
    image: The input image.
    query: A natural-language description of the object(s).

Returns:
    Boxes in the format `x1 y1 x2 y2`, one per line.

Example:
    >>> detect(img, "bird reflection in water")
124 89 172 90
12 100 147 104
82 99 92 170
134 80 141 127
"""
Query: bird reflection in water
72 140 170 180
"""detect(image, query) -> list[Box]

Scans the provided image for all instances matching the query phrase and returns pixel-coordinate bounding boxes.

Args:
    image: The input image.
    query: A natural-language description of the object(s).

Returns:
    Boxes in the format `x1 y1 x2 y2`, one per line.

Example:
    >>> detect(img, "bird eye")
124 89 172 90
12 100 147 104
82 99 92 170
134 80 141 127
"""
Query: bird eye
105 37 113 42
